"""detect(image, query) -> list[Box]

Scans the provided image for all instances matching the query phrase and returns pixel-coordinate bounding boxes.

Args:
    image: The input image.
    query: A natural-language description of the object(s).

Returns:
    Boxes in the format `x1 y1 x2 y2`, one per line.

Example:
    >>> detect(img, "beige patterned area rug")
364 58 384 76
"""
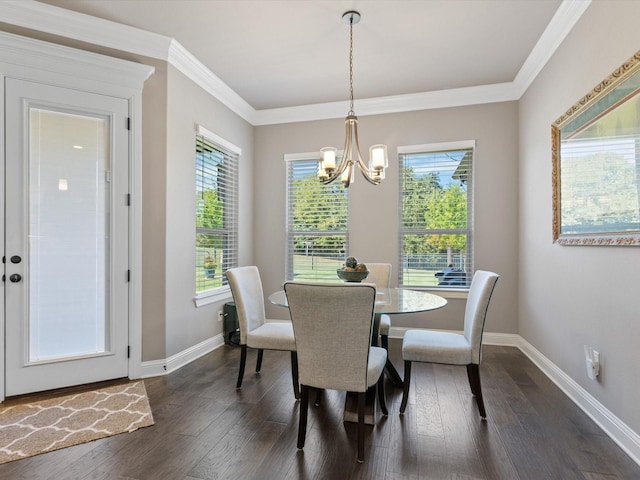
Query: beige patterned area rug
0 380 154 464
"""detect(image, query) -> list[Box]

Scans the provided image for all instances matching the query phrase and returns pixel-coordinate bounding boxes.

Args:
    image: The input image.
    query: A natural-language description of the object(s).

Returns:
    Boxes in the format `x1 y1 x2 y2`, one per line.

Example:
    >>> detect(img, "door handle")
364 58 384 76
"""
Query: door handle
9 273 22 283
10 255 22 264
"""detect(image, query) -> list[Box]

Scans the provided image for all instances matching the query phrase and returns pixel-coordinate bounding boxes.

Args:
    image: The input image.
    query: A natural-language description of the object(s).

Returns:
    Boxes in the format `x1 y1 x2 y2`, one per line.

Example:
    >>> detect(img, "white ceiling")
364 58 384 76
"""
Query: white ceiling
29 0 576 114
0 0 590 125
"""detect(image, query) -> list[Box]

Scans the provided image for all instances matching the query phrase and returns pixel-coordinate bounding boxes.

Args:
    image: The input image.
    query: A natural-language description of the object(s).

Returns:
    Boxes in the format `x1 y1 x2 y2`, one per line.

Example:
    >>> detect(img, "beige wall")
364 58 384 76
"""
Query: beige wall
254 102 519 335
519 0 640 433
140 58 168 361
162 65 254 359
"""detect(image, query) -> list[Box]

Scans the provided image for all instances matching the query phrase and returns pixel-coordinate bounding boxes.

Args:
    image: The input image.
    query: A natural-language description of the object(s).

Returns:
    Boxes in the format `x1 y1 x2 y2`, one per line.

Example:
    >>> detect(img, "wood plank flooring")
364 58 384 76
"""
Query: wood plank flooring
1 342 638 479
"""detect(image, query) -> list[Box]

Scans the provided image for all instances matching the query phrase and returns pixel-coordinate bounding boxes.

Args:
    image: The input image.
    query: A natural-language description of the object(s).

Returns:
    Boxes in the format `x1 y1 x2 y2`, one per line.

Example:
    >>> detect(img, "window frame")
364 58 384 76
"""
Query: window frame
194 125 240 307
397 140 475 291
285 152 349 283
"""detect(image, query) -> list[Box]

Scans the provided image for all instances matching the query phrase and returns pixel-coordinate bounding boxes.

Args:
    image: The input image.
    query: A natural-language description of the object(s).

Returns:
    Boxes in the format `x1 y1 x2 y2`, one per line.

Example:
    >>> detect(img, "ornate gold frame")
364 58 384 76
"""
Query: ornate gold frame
552 50 640 245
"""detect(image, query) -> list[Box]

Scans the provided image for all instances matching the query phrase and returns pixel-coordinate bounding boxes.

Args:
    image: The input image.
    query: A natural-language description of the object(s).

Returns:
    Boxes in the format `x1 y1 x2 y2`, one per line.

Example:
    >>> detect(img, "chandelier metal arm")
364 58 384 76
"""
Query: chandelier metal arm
342 119 355 187
352 119 380 185
319 121 352 185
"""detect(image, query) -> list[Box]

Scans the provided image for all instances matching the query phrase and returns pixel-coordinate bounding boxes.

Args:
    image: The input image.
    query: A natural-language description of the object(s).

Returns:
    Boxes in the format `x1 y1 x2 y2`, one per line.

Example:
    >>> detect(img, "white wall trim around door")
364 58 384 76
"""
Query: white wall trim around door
0 31 154 401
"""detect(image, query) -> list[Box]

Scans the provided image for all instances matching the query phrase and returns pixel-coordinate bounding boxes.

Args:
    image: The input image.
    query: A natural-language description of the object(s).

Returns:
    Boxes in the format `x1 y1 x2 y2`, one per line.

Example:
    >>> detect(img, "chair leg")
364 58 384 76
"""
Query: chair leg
377 374 388 415
297 385 309 449
466 363 478 396
256 349 264 373
467 363 487 419
400 360 412 414
236 345 247 389
381 334 389 351
357 391 366 463
291 351 300 400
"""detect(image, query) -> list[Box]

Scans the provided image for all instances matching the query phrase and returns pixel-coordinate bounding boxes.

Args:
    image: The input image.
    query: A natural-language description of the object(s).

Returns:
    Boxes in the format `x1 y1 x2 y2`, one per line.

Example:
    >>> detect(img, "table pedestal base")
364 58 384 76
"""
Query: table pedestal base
385 359 404 388
343 387 377 425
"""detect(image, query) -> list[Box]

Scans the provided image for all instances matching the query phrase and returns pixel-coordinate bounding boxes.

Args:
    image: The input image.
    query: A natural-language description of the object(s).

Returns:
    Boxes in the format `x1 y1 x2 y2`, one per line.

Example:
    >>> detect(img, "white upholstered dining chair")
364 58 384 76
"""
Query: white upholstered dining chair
226 266 299 399
283 281 387 463
400 270 499 418
365 263 392 350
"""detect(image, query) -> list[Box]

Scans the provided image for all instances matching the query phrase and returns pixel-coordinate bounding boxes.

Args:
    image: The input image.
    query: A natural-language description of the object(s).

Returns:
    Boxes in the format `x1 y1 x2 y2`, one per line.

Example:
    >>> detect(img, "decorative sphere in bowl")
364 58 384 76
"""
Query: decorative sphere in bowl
337 268 369 282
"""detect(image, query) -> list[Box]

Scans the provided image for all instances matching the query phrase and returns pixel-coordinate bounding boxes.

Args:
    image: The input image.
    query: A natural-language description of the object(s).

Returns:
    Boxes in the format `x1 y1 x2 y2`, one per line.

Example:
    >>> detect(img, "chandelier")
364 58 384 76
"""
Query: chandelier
317 11 388 187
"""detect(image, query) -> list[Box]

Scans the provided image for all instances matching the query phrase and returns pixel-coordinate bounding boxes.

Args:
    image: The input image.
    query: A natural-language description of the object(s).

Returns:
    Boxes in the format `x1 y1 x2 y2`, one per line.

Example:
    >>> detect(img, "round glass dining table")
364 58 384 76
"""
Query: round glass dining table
268 287 447 315
269 287 447 388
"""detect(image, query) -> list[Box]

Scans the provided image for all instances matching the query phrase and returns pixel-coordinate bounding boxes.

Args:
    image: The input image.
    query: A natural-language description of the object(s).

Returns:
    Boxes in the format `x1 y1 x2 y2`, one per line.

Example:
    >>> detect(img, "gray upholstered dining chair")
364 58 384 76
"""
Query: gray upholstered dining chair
365 263 392 350
283 281 387 463
400 270 499 418
226 266 299 399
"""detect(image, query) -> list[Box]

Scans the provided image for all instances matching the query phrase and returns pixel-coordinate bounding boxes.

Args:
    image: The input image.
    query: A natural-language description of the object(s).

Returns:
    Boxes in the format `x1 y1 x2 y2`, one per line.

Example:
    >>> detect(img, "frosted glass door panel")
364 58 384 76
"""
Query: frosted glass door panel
29 108 110 362
6 77 129 397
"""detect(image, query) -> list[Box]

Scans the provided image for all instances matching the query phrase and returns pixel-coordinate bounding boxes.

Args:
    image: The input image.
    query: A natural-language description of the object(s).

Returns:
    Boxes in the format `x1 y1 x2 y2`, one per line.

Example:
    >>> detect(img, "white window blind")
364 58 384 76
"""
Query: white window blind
398 141 474 288
195 129 239 293
286 155 349 281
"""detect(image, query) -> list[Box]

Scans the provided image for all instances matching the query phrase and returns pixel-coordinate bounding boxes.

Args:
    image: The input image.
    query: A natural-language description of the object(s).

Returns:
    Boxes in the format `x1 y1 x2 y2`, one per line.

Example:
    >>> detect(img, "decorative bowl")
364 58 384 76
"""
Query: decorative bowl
337 269 369 282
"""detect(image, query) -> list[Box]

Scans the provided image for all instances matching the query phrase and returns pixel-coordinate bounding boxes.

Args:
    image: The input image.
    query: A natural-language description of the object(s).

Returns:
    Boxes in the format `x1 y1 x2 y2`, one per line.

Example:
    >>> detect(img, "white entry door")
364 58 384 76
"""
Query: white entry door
4 78 130 397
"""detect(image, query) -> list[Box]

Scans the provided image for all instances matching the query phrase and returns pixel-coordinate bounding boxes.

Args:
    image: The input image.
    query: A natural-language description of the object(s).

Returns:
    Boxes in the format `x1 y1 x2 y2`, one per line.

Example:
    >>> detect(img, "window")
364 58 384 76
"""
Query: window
286 153 349 281
195 126 239 294
398 141 474 288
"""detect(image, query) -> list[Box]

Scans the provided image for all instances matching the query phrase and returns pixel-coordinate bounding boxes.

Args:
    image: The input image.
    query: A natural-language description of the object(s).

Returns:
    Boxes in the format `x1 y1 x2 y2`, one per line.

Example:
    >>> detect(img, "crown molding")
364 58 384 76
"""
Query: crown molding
0 30 154 92
0 0 589 126
252 82 521 125
513 0 591 97
167 39 256 123
0 0 171 59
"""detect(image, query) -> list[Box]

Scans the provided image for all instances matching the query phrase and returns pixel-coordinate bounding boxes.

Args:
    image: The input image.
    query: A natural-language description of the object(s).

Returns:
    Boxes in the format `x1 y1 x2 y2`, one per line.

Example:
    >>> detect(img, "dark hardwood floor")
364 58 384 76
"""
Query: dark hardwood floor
1 342 639 479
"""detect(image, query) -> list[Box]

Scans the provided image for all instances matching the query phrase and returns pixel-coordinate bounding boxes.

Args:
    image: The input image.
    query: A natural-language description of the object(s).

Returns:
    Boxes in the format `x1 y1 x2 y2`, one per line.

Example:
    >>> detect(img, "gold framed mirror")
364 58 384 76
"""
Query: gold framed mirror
552 50 640 245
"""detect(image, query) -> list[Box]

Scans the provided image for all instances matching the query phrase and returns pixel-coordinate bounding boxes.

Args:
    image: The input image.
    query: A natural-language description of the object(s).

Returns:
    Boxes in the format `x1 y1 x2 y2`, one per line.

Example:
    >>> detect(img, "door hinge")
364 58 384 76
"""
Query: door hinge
126 117 131 130
127 345 130 358
126 193 131 206
127 270 131 282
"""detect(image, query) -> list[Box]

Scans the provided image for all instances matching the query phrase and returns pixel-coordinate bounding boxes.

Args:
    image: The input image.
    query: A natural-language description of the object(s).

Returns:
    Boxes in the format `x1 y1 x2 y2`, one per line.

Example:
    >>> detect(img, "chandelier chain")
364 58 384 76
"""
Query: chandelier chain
348 17 354 115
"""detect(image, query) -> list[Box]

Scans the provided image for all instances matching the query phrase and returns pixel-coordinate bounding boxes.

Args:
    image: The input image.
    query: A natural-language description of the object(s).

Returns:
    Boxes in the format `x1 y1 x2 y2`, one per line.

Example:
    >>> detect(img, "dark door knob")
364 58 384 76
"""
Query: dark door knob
9 274 22 283
10 255 22 264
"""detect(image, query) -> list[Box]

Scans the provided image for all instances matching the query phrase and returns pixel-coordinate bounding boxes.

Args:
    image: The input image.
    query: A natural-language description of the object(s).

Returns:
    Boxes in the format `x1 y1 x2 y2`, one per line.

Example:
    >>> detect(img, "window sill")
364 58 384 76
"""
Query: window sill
194 285 232 308
402 286 469 300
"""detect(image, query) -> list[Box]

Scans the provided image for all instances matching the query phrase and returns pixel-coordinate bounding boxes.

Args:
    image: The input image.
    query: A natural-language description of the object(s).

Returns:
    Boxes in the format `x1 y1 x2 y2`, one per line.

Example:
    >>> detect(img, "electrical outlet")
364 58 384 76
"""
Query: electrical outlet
218 310 224 322
584 345 600 379
592 350 600 378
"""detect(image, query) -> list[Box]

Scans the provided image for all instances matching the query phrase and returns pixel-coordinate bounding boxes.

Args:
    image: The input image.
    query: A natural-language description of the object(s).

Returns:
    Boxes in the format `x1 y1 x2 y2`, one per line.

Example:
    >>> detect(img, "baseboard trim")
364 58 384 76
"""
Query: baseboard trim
516 337 640 466
140 334 225 378
141 328 639 467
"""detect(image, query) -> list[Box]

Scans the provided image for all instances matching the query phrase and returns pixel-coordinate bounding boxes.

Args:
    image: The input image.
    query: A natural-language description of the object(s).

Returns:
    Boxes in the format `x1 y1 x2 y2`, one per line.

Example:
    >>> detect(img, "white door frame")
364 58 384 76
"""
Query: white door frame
0 31 154 401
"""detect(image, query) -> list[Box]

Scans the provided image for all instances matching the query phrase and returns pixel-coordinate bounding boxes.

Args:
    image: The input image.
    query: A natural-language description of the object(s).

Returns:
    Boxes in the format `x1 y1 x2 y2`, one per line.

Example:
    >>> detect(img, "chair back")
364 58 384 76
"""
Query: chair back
463 270 499 363
283 282 377 392
365 263 392 288
226 266 267 344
